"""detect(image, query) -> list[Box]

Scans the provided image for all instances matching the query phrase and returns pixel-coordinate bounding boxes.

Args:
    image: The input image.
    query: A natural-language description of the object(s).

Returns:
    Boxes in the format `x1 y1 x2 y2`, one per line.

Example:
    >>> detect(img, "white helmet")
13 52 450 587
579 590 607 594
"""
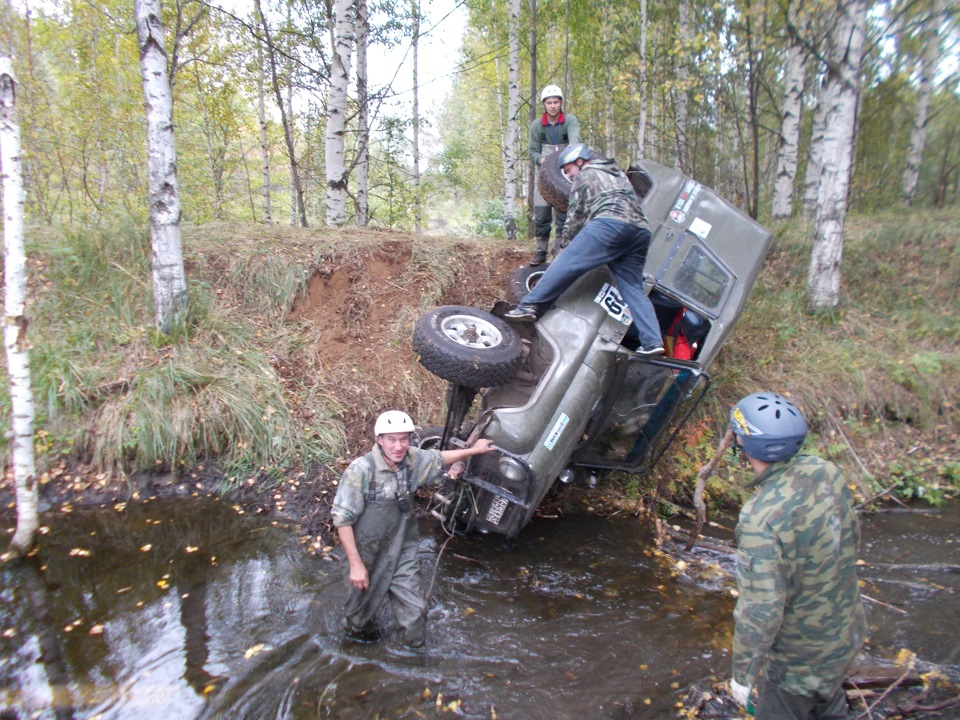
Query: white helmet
540 84 563 103
374 410 415 436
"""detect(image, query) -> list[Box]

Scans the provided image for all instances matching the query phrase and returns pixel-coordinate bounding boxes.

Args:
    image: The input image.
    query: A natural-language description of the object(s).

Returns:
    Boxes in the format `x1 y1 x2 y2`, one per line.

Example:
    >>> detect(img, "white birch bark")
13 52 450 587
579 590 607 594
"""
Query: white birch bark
325 0 356 227
772 37 806 218
1 58 38 557
807 0 867 310
527 0 537 236
636 0 648 160
135 0 188 332
901 0 945 205
802 75 828 219
286 1 297 226
412 0 421 233
503 0 520 240
258 39 272 225
675 0 690 170
356 0 369 226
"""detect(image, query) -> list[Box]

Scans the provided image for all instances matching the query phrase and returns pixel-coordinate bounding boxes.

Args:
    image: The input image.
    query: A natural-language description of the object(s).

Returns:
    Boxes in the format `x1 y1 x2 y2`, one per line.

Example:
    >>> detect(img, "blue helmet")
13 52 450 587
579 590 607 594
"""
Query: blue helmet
729 392 807 462
681 309 708 343
558 143 594 166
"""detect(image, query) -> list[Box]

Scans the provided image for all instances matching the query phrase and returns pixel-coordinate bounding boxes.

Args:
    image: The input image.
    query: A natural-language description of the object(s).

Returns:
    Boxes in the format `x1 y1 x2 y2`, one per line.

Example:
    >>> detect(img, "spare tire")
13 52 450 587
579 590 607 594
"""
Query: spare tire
509 263 550 302
413 306 523 388
537 149 573 212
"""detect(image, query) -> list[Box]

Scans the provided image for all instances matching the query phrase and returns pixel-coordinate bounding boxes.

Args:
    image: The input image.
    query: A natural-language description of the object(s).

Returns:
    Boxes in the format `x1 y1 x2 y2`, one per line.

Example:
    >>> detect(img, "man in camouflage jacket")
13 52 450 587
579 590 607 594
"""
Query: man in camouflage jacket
505 144 664 355
729 392 867 719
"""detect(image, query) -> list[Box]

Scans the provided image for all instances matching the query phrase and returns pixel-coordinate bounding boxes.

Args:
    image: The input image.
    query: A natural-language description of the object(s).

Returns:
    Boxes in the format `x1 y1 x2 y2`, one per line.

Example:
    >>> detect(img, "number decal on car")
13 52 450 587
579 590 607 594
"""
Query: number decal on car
485 495 509 525
594 283 633 326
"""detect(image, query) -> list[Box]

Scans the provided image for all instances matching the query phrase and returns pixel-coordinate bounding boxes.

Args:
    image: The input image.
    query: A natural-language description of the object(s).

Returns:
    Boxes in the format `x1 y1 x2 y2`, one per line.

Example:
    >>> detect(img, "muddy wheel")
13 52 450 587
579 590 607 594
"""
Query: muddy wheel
537 149 573 212
509 263 551 302
413 306 523 388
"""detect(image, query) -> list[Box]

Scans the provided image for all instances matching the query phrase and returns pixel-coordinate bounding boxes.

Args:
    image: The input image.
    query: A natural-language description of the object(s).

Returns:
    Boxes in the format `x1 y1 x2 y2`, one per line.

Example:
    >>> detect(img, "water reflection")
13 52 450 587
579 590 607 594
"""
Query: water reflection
1 499 957 719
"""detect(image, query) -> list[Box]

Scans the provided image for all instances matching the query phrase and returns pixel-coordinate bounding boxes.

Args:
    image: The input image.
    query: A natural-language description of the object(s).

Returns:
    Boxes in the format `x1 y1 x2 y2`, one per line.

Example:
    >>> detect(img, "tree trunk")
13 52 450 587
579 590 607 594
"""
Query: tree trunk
356 0 369 226
255 0 307 227
135 0 188 333
675 0 690 171
503 0 520 240
772 32 806 219
807 0 867 310
802 75 828 219
636 0 648 160
257 37 272 225
1 57 38 557
412 0 421 233
325 0 356 227
527 0 537 238
901 0 945 205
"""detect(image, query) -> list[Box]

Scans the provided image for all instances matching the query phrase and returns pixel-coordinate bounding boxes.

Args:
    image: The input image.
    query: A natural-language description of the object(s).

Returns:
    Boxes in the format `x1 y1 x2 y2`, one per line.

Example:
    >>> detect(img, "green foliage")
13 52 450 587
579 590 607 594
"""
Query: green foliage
470 199 507 238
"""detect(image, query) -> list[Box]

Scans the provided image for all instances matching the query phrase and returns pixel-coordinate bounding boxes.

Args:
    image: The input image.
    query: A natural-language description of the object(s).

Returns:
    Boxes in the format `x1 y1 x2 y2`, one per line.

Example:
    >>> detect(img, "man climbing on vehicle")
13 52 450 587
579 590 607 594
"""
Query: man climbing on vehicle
506 143 665 356
528 84 581 266
332 410 495 647
728 392 866 719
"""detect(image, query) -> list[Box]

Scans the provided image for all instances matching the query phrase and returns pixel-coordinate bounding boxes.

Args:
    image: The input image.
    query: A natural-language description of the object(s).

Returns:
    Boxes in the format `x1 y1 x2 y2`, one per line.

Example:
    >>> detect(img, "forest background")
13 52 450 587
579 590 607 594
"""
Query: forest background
0 0 959 549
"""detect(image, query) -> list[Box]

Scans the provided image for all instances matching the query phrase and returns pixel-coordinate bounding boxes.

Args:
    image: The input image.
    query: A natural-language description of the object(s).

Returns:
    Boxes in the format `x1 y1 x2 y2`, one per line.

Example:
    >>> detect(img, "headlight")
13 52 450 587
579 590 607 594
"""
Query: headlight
498 456 527 482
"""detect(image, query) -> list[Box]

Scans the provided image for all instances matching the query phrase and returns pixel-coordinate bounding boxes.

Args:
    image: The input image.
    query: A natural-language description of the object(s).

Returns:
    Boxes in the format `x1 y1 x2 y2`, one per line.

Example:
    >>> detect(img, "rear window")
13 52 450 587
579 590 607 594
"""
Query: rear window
675 245 729 308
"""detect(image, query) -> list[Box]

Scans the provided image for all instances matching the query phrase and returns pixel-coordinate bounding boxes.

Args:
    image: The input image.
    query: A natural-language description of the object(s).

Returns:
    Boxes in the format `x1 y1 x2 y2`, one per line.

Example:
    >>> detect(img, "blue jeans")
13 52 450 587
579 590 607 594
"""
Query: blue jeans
520 218 662 349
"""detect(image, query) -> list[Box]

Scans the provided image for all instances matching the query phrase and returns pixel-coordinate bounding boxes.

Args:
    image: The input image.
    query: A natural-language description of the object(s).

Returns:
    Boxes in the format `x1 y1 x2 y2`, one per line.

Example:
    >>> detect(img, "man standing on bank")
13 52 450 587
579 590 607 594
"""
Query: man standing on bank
332 410 495 647
528 84 581 266
728 392 867 719
505 143 665 356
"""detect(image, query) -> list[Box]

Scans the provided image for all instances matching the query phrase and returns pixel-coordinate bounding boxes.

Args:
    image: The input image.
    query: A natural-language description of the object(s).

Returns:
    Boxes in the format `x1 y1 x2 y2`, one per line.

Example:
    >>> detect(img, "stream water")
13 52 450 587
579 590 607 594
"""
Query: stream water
1 498 958 719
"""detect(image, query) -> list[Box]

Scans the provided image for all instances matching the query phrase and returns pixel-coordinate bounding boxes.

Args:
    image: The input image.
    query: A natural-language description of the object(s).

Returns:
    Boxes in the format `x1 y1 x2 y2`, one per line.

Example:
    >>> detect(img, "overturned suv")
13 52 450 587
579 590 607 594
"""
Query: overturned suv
412 155 771 540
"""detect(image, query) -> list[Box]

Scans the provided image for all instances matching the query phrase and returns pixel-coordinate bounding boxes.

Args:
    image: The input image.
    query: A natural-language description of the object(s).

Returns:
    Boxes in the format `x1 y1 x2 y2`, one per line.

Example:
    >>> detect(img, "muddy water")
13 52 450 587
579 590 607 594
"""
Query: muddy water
1 499 958 719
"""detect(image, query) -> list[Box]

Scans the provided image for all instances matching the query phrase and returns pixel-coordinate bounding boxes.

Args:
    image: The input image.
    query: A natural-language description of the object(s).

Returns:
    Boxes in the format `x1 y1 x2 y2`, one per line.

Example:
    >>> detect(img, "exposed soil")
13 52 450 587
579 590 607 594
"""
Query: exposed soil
1 238 546 549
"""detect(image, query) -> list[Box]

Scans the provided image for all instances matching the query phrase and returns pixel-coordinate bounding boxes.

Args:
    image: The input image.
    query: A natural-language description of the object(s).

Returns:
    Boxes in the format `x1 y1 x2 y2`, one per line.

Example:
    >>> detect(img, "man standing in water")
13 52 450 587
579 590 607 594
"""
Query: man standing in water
728 392 866 719
332 410 495 647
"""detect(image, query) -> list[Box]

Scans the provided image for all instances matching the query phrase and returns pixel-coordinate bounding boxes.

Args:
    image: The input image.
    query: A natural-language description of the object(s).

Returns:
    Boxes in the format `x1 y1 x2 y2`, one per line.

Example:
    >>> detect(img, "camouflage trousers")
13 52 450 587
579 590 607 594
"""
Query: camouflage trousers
756 675 850 720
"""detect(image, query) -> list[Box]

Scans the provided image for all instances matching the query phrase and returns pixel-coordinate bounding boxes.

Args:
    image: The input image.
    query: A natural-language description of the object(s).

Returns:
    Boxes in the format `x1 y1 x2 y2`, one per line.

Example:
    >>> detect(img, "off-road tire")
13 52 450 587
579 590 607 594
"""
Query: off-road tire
413 306 523 388
415 425 447 451
509 263 551 302
537 149 573 212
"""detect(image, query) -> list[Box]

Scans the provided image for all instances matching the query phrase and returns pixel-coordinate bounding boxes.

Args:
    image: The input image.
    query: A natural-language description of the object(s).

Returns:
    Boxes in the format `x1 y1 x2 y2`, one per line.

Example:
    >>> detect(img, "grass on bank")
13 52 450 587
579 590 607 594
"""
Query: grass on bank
641 207 960 510
1 209 958 508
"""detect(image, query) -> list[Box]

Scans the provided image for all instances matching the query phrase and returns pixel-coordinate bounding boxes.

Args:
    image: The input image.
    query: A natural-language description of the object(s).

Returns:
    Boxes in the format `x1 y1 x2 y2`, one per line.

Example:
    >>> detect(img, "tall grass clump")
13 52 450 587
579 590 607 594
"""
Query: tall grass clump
6 224 344 483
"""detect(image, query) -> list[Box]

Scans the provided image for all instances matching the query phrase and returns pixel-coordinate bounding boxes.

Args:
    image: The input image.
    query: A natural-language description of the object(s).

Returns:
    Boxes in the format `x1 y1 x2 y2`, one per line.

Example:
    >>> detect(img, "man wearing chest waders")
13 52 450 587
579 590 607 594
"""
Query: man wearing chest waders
332 411 495 647
528 84 581 266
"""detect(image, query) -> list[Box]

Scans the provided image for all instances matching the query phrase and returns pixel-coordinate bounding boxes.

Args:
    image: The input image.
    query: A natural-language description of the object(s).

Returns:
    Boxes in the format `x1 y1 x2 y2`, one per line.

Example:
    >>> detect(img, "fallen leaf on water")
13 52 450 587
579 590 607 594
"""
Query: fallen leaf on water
68 548 91 557
89 625 104 635
463 607 476 616
244 644 265 659
185 546 199 553
140 544 152 552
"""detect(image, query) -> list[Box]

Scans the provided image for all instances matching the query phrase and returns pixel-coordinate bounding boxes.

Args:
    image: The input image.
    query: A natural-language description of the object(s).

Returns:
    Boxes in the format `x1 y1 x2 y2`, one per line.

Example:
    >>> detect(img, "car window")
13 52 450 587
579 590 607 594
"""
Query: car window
656 232 734 314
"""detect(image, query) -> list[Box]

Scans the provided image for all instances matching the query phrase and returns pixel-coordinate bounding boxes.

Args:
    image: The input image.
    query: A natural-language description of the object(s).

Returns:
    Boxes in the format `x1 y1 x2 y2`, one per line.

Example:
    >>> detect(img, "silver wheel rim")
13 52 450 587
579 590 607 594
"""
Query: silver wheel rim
440 314 503 349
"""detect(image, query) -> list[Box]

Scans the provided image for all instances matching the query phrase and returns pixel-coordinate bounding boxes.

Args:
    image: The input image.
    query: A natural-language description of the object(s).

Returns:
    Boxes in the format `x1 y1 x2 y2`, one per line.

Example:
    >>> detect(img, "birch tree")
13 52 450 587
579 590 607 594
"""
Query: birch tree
412 0 421 233
807 0 867 310
772 6 808 219
135 0 188 331
901 0 946 205
1 57 38 557
802 75 828 219
356 0 369 225
527 0 537 236
503 0 520 240
636 0 649 159
257 32 272 225
675 0 691 170
325 0 356 227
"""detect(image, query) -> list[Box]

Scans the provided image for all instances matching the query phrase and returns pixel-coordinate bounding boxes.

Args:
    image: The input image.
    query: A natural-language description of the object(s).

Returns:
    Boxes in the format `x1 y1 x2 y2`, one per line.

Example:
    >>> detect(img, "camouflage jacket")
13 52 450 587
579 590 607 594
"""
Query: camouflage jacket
733 454 867 696
331 445 444 527
560 158 648 248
